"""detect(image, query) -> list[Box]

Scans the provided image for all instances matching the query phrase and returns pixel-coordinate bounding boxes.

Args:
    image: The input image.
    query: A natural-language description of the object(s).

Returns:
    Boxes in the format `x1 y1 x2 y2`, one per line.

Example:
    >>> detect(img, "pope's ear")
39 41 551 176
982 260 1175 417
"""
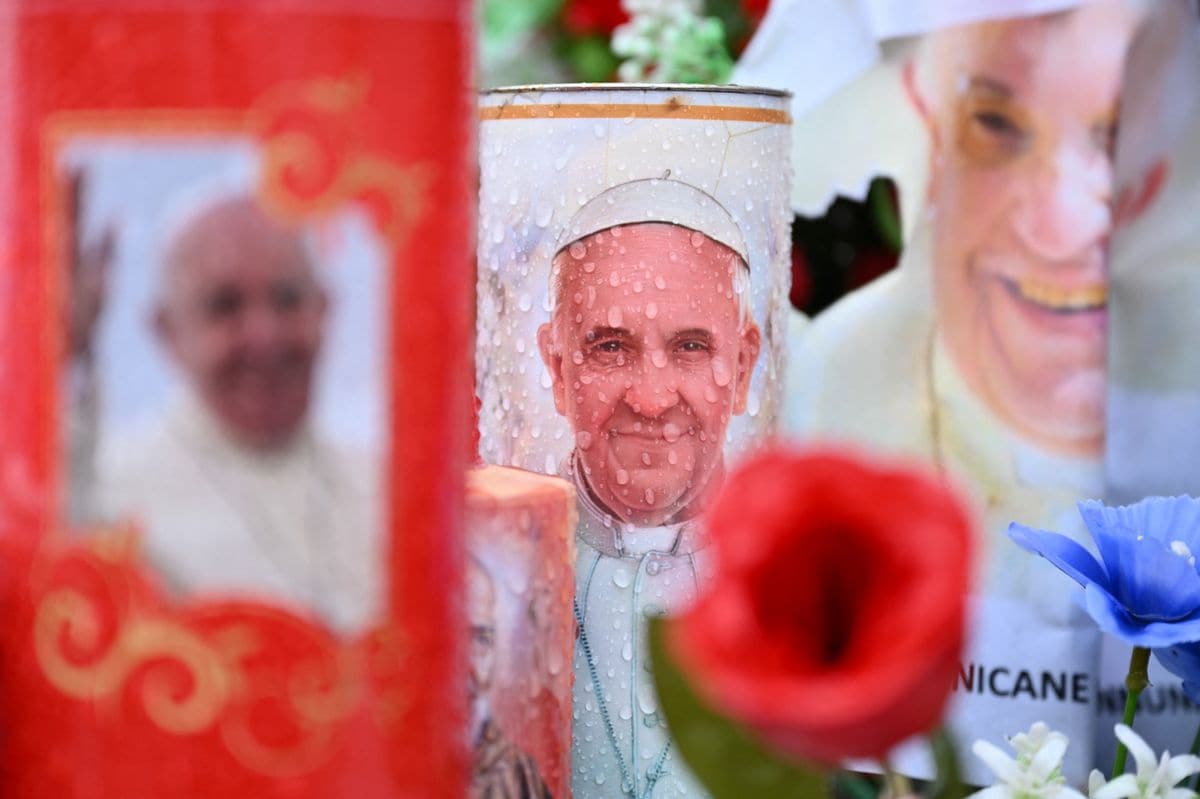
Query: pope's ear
537 322 568 416
151 305 179 360
733 322 761 416
903 57 940 149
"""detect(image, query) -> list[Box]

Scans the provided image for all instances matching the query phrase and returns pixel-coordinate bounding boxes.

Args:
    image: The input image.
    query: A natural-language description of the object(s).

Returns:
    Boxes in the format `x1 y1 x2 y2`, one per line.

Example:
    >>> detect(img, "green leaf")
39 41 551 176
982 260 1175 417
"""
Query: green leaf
649 617 831 799
929 727 967 799
557 33 620 82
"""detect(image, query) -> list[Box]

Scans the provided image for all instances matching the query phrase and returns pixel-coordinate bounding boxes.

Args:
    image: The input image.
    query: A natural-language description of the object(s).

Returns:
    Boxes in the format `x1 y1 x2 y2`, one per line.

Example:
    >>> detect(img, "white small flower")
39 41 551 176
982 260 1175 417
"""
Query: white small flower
1087 725 1200 799
1012 722 1071 765
969 723 1086 799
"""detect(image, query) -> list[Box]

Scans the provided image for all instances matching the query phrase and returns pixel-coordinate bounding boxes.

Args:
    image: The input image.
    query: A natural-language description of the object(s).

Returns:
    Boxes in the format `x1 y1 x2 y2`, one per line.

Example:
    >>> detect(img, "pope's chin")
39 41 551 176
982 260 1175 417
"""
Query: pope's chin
976 285 1107 456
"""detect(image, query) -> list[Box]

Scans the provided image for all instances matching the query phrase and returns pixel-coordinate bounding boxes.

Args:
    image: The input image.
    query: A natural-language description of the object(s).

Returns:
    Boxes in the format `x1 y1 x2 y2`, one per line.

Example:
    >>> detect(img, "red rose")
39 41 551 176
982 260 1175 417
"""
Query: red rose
561 0 628 35
670 447 974 764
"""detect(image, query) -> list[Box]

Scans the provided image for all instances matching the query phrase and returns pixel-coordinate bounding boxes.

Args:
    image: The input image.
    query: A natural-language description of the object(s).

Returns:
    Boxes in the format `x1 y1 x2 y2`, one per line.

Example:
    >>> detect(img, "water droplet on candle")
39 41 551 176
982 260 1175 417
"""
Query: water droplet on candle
615 469 630 486
711 358 732 387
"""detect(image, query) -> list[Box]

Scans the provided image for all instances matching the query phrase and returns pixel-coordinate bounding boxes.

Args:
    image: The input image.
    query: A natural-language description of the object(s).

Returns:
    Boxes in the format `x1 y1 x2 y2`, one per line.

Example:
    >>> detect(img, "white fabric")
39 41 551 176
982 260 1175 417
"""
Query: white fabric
784 225 1103 782
567 456 711 799
96 394 383 634
555 177 749 263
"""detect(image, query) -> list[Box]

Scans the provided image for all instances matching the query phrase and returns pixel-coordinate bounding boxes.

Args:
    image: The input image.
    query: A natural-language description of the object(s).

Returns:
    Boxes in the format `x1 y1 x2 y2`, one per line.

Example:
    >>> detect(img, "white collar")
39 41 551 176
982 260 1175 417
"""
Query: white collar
566 452 703 559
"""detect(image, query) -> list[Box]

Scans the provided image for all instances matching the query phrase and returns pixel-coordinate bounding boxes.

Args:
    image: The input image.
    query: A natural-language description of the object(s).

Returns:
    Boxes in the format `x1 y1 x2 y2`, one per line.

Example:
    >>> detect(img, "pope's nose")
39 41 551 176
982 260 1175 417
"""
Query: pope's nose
1010 140 1112 263
622 365 680 418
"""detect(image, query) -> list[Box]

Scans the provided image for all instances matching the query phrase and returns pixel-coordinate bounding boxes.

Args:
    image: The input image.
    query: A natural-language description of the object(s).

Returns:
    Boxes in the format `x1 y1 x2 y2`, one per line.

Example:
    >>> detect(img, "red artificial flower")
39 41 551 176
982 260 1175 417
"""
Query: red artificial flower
561 0 628 36
670 447 974 764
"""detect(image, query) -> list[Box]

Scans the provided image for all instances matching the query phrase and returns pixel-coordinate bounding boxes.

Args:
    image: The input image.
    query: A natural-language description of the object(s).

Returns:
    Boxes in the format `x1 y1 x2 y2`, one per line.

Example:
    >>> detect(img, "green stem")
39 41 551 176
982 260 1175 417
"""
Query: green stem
1111 647 1151 779
1189 720 1200 791
834 773 877 799
883 761 912 799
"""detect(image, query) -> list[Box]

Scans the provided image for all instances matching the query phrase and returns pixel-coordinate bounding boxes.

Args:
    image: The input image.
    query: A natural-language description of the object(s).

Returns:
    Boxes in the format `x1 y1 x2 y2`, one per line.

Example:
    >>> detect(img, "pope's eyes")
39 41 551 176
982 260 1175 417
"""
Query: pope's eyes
957 99 1032 165
678 340 708 352
974 110 1021 136
595 340 623 353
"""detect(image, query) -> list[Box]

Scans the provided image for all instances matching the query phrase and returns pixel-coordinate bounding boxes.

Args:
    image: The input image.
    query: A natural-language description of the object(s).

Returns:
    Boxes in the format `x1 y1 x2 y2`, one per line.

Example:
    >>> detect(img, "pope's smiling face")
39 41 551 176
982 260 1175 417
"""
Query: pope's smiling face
538 222 760 527
923 2 1140 456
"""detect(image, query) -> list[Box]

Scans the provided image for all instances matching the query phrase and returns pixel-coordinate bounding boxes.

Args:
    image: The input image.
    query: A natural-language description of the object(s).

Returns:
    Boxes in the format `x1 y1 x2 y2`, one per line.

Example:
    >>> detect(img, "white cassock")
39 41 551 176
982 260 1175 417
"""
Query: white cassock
565 454 711 799
95 393 383 635
784 225 1105 781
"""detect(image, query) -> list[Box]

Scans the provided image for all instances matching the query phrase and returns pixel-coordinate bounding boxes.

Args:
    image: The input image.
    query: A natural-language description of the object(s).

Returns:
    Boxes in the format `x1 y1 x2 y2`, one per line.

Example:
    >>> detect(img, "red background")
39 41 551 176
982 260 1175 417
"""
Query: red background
0 2 475 796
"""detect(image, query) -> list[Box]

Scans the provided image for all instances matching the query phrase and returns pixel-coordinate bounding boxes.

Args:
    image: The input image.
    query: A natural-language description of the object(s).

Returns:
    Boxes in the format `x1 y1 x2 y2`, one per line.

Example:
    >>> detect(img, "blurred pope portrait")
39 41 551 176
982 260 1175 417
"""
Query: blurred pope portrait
66 154 383 634
786 1 1144 594
536 177 760 797
466 555 553 799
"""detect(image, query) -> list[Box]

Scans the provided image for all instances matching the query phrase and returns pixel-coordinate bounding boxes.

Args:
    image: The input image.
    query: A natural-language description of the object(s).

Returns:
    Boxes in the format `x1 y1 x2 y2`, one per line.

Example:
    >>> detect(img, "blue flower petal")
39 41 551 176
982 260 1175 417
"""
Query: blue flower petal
1084 585 1200 647
1007 522 1107 588
1153 643 1200 703
1087 496 1200 549
1078 500 1123 581
1090 531 1200 621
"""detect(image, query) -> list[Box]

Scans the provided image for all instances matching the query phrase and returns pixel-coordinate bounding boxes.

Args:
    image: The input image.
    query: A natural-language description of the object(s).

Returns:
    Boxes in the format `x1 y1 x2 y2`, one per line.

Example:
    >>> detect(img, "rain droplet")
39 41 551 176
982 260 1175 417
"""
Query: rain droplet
607 306 623 327
640 452 651 466
613 568 631 588
576 430 593 450
572 351 584 365
662 423 681 443
711 358 732 387
608 272 621 287
517 293 533 312
569 241 587 259
572 292 584 305
650 350 667 368
667 450 678 465
643 488 654 504
689 231 705 248
619 706 633 721
583 261 596 273
704 385 719 403
491 226 505 244
637 683 658 714
744 199 754 212
645 302 658 319
615 469 630 486
654 275 666 290
534 202 553 228
621 641 633 661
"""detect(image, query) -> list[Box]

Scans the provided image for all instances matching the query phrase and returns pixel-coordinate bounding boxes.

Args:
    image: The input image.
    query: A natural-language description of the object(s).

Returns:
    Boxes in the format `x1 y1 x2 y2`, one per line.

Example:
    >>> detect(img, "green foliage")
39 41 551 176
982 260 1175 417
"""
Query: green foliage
929 728 967 799
648 617 831 799
483 0 564 41
557 33 622 82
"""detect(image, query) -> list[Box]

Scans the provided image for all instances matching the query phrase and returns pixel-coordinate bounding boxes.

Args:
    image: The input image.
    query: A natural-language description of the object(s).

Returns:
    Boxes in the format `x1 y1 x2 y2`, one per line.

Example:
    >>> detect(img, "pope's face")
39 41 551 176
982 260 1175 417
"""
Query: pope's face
156 199 327 451
467 563 496 702
538 223 760 527
924 2 1139 456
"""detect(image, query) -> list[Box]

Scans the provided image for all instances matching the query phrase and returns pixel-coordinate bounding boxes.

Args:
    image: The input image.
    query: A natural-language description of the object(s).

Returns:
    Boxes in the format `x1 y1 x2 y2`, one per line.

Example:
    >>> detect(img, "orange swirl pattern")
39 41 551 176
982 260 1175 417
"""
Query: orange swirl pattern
253 76 432 248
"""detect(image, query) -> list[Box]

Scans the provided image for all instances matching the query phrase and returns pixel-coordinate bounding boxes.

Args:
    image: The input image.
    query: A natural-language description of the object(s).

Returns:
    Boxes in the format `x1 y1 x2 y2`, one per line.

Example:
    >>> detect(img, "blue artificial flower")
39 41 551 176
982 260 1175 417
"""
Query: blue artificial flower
1008 497 1200 648
1152 642 1200 703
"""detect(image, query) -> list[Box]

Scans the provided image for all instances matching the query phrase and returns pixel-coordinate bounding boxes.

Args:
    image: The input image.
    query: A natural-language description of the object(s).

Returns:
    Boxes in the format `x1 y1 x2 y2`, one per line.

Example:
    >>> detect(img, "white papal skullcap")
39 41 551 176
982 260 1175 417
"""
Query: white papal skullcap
555 178 750 266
